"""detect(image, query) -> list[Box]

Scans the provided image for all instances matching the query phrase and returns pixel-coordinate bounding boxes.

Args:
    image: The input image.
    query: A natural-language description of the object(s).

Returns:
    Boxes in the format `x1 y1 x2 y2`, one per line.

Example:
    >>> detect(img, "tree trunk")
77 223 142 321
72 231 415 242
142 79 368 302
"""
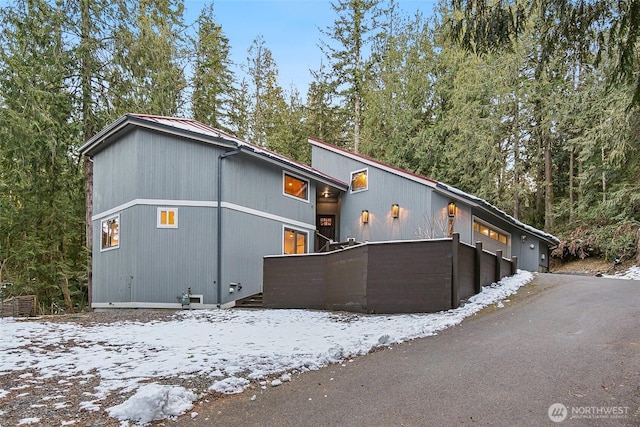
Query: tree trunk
81 0 94 310
636 228 640 265
84 158 93 308
513 103 520 220
60 276 73 311
569 145 574 221
544 137 553 230
601 146 606 202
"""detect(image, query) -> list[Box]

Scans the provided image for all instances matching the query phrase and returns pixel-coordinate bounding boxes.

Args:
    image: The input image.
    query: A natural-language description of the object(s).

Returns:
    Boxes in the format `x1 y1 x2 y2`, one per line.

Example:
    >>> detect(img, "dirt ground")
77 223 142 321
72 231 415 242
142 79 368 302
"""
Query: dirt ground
550 257 623 275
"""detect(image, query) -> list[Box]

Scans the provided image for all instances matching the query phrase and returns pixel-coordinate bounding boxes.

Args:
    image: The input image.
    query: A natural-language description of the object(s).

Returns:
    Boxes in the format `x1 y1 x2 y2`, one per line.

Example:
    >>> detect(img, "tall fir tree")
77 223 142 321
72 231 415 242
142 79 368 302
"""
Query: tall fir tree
107 0 188 116
320 0 381 153
190 3 235 130
0 0 86 310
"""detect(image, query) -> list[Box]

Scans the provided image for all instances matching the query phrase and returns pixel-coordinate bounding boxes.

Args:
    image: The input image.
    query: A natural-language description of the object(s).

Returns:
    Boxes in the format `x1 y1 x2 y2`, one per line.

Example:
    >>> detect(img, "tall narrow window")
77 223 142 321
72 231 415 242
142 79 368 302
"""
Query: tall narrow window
283 227 308 254
157 208 178 228
350 168 368 193
283 172 309 201
101 215 119 250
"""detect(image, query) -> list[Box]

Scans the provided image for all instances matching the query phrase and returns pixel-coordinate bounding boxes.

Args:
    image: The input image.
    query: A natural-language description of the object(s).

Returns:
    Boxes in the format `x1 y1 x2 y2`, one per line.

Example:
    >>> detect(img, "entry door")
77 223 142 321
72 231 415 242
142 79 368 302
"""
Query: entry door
317 215 336 242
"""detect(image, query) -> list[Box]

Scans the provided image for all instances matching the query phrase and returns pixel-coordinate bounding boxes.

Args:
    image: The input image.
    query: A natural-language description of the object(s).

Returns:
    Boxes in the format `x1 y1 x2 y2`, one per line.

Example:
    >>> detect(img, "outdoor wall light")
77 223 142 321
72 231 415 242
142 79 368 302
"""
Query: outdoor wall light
361 210 369 224
391 203 400 218
521 235 527 243
448 202 456 218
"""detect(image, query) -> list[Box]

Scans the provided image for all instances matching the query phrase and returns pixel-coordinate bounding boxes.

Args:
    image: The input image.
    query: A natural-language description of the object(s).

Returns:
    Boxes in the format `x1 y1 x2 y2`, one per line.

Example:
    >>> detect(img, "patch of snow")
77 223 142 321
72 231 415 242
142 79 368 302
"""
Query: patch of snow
79 400 101 412
106 383 195 424
17 418 41 425
209 376 250 394
603 266 640 280
271 379 282 387
1 271 534 424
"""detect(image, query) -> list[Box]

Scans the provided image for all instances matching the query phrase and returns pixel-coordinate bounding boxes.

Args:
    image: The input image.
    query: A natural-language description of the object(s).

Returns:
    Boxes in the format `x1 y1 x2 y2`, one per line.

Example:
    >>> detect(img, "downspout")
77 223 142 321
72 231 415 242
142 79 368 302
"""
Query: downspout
217 146 242 307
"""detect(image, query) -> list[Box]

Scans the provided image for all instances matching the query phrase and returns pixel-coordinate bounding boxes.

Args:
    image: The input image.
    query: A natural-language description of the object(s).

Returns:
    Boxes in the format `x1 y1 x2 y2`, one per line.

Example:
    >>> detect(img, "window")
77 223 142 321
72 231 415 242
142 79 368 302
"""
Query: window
473 220 509 245
283 227 308 254
319 217 332 227
350 168 368 193
157 208 178 228
101 215 119 251
283 172 309 201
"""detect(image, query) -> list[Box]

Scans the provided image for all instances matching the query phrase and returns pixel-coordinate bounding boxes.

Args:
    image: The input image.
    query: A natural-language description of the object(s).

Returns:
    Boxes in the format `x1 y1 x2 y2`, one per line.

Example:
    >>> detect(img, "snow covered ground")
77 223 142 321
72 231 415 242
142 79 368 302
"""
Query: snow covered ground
4 268 619 426
603 265 640 280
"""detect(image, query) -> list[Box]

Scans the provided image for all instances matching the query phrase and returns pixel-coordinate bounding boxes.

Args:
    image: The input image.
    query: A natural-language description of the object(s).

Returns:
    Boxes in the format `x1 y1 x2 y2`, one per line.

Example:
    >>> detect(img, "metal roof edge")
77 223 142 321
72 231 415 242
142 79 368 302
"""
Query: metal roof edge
306 137 558 246
435 182 560 246
81 115 348 191
79 114 130 155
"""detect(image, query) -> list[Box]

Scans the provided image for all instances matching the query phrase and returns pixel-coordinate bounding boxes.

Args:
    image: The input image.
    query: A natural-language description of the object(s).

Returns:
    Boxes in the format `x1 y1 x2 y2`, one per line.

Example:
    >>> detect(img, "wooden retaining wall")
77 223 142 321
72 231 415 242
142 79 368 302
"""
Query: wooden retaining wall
1 295 37 317
263 234 517 314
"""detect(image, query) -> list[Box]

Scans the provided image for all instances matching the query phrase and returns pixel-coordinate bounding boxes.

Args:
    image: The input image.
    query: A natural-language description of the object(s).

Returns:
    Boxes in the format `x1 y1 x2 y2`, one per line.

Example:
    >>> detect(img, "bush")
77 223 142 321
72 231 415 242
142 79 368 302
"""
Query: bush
552 221 639 262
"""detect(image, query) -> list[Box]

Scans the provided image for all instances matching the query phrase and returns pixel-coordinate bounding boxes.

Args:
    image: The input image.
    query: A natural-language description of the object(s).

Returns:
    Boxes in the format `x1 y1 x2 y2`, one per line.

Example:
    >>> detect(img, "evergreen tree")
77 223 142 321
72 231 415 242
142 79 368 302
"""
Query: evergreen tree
107 0 188 116
320 0 382 152
305 62 349 147
190 3 235 130
360 9 436 173
0 0 86 311
245 36 288 147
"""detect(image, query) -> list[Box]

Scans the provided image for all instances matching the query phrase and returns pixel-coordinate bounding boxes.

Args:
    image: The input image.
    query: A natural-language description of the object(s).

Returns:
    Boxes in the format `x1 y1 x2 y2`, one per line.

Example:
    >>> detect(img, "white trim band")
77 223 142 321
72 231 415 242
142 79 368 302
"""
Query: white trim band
92 199 316 231
92 301 236 310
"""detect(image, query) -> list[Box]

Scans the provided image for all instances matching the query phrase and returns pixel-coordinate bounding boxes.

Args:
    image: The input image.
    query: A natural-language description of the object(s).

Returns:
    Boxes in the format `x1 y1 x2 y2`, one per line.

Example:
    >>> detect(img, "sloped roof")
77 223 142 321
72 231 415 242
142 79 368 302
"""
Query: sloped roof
79 114 348 191
309 137 559 246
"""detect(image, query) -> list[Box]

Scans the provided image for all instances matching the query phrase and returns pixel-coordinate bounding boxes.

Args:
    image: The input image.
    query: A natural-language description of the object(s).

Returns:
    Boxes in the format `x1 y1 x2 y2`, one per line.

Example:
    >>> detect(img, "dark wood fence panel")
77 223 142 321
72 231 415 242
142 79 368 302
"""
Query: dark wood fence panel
500 256 512 279
479 250 497 287
263 234 517 314
324 245 368 312
367 241 452 313
458 243 476 300
263 255 326 309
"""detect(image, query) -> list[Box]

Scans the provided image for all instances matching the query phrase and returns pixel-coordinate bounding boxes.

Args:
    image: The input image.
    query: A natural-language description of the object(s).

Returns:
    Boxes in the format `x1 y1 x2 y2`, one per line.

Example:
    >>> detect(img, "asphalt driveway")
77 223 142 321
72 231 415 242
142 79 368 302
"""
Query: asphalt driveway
169 273 640 426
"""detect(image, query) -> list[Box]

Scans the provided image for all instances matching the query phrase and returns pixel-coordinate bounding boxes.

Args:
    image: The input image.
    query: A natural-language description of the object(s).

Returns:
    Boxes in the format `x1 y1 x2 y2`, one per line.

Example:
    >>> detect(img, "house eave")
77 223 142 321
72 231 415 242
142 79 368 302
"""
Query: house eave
308 137 438 188
79 114 238 157
436 182 560 247
81 114 348 192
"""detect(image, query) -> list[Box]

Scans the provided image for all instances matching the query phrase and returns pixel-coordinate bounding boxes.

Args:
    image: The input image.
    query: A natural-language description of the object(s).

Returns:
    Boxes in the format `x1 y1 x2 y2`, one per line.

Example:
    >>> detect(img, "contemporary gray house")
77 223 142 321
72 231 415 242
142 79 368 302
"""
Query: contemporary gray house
81 114 558 310
309 138 559 274
80 114 347 309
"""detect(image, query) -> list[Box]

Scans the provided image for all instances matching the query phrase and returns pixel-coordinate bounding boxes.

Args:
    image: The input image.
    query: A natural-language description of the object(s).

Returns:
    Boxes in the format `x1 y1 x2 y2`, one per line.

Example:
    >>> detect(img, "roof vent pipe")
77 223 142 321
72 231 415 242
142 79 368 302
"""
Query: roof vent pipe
217 146 242 307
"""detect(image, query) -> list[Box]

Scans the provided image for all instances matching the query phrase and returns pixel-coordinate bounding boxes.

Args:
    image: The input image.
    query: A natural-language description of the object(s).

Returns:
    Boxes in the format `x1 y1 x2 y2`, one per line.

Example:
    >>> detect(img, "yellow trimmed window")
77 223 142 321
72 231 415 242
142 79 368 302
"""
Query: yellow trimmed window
158 208 178 228
284 173 309 201
283 227 308 254
350 168 368 193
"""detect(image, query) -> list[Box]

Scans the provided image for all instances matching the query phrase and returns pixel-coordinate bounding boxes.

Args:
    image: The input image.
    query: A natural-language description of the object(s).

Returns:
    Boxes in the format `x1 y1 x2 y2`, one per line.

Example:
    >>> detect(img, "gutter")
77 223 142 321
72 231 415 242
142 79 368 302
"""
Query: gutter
217 146 243 307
